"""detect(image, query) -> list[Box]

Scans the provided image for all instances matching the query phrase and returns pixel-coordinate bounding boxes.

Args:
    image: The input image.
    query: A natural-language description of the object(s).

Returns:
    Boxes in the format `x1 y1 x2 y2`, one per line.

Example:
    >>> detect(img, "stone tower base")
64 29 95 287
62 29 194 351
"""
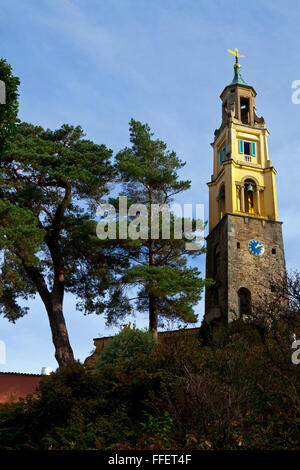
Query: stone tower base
204 213 286 329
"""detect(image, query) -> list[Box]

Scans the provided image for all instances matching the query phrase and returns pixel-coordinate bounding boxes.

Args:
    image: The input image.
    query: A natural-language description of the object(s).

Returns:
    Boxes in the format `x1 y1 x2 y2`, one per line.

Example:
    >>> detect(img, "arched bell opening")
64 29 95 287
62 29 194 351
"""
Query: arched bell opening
236 178 263 216
244 179 256 214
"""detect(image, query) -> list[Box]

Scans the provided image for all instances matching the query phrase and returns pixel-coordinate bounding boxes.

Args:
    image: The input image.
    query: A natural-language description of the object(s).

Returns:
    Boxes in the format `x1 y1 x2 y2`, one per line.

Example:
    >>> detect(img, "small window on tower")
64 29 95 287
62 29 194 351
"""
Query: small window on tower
272 248 276 254
238 140 257 162
219 143 227 165
244 141 250 155
237 242 240 249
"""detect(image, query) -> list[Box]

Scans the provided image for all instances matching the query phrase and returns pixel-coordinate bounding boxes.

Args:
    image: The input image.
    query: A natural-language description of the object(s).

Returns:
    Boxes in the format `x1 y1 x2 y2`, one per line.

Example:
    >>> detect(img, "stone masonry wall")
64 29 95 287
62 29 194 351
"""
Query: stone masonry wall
205 213 286 324
227 214 286 322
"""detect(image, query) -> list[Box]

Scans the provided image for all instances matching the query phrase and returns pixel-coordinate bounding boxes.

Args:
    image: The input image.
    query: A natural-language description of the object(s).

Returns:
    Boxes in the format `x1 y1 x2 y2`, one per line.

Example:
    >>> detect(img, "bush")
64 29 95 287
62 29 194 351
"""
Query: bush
0 315 299 450
95 324 157 369
0 401 29 450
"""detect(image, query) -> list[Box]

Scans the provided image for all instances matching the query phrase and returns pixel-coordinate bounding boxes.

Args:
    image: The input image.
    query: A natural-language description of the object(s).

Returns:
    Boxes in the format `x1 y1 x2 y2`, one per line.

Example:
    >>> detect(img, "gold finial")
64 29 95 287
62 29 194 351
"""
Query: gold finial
227 48 245 68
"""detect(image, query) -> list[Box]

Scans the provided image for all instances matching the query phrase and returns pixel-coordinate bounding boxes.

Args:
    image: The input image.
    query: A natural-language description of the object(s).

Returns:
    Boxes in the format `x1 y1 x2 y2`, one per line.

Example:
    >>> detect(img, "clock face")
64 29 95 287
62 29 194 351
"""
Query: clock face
248 239 264 256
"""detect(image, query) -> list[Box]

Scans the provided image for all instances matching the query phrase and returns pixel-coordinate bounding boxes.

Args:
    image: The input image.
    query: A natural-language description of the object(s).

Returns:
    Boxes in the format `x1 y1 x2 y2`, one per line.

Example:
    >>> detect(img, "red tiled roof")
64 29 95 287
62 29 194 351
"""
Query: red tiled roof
0 372 42 376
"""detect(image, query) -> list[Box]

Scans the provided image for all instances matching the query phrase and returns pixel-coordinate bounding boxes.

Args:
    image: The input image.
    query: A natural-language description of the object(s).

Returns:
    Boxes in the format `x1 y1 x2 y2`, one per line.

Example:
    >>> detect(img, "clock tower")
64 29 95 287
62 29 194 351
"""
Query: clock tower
204 52 287 333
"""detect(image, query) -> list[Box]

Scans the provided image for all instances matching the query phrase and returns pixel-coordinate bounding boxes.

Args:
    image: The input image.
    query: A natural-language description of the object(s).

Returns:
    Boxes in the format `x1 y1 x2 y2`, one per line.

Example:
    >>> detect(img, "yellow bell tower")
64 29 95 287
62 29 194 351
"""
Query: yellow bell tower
208 50 278 232
204 50 286 332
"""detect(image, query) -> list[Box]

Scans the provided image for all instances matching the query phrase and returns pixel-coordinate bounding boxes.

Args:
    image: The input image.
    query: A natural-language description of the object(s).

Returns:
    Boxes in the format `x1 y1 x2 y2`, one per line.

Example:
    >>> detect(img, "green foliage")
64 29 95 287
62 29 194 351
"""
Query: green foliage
0 311 299 450
198 319 213 346
138 412 174 449
124 265 206 323
96 323 157 368
0 58 20 158
116 119 190 200
0 402 28 450
0 312 300 450
140 412 173 435
109 118 210 330
0 99 122 363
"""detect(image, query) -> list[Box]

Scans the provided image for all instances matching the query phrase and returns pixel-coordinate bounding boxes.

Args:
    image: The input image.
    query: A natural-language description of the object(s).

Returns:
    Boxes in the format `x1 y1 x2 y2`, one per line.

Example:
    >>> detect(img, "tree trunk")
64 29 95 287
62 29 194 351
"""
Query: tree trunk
23 264 75 367
20 182 75 368
46 295 75 367
148 233 158 339
149 292 158 339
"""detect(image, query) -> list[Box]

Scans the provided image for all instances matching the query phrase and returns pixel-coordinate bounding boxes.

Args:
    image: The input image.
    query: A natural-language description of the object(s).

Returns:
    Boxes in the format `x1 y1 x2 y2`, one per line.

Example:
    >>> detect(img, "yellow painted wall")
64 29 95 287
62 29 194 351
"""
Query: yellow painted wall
208 119 278 232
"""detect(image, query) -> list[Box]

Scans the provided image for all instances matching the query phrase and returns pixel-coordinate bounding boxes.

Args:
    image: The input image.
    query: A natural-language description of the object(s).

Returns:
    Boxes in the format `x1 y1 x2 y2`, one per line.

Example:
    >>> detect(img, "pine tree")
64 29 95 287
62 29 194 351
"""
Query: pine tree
112 119 210 337
0 58 20 161
0 104 121 365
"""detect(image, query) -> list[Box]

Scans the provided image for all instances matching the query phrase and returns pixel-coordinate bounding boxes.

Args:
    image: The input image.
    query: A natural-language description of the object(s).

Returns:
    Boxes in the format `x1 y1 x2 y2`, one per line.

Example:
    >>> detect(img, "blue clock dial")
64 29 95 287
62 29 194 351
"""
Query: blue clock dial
248 239 264 256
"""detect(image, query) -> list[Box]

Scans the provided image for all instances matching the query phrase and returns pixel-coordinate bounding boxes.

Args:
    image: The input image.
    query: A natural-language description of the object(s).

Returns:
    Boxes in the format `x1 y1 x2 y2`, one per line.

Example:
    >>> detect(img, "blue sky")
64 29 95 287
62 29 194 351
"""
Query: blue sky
0 0 300 373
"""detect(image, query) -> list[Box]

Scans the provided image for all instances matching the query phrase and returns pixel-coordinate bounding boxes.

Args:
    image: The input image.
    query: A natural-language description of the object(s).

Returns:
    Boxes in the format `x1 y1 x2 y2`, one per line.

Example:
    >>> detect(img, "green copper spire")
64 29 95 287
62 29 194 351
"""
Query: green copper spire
227 49 249 86
229 64 249 86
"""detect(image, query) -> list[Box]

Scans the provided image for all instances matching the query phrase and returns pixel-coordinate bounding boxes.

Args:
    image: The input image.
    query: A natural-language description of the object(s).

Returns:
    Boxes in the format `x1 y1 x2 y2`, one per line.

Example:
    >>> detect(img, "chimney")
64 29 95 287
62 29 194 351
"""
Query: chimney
41 367 53 375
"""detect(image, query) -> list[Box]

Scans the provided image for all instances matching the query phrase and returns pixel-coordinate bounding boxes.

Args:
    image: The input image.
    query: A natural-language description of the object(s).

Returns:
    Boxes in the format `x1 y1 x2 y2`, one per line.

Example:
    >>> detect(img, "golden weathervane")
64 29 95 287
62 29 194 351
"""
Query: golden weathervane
227 48 245 66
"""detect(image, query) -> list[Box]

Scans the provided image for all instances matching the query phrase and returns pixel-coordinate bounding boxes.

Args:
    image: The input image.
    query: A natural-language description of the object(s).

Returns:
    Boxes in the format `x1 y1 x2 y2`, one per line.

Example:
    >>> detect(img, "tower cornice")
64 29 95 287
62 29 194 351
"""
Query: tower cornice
220 83 257 101
207 159 277 187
